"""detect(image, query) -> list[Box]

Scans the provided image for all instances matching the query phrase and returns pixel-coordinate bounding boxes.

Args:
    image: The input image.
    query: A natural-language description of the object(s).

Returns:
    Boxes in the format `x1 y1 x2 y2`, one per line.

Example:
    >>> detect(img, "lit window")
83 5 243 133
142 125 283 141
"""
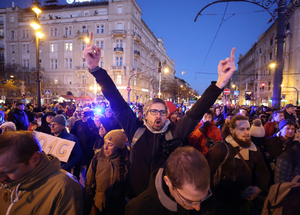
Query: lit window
117 75 122 84
51 44 54 52
69 43 72 51
65 43 69 51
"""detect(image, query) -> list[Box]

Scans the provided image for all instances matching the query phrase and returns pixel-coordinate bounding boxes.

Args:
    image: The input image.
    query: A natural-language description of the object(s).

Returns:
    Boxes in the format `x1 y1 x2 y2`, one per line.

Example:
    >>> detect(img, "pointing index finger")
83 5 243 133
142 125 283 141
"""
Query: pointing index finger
87 32 93 47
230 47 235 62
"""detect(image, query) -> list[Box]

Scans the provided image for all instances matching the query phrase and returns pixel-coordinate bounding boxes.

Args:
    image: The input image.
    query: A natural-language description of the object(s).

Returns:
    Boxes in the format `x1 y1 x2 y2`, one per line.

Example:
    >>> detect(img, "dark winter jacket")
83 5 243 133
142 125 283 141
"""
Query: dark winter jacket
71 118 98 166
7 108 29 130
54 128 83 172
264 134 297 163
283 109 296 123
125 168 201 215
275 142 300 183
214 114 225 128
206 136 270 207
89 66 223 197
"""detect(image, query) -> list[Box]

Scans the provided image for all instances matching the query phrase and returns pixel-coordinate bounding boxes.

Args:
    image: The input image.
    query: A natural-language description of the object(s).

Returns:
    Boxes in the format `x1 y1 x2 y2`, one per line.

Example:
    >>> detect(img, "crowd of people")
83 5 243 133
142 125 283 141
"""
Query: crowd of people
0 33 299 215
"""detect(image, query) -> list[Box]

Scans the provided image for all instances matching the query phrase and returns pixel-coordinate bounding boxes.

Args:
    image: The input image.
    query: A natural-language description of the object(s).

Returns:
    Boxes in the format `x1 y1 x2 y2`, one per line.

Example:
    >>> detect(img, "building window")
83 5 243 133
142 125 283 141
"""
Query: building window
116 40 123 48
23 44 26 53
70 58 72 68
54 27 58 36
11 30 15 39
22 29 25 38
26 29 29 38
0 28 4 36
11 45 15 53
268 82 271 91
26 59 29 68
10 16 14 23
82 75 86 84
23 59 26 67
117 5 123 14
54 75 58 84
116 57 119 66
69 26 72 35
65 27 68 36
51 59 54 69
270 38 273 46
101 25 104 33
116 75 122 84
65 42 72 51
51 43 58 52
269 52 272 60
50 27 54 36
101 41 104 50
82 42 86 51
82 25 87 33
66 59 68 68
26 44 29 53
100 61 103 68
55 59 58 69
96 25 100 33
83 58 86 67
120 57 123 66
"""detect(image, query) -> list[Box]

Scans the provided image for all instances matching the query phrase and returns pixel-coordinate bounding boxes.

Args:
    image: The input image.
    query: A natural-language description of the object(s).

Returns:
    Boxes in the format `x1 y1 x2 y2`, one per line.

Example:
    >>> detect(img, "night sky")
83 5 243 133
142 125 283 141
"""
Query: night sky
0 0 275 94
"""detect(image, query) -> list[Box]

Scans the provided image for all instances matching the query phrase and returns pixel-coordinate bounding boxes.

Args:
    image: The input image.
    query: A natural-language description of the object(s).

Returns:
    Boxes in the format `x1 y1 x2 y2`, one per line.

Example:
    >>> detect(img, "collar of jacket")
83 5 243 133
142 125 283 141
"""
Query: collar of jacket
155 168 177 212
225 135 257 160
143 119 171 134
57 128 68 137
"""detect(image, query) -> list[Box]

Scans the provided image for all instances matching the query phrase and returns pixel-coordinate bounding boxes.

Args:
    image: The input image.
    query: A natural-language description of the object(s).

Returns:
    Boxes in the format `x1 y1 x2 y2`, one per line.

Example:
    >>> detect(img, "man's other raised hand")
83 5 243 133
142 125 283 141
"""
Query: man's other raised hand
83 32 101 70
216 47 236 89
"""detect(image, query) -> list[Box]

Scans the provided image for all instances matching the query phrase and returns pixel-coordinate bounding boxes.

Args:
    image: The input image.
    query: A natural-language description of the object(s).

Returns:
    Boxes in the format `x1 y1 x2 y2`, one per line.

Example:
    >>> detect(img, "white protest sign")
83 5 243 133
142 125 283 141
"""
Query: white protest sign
34 131 75 163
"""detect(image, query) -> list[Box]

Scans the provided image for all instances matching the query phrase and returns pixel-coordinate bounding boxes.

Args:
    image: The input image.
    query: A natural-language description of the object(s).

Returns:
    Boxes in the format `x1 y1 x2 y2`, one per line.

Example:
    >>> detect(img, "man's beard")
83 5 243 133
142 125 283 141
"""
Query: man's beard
232 132 251 148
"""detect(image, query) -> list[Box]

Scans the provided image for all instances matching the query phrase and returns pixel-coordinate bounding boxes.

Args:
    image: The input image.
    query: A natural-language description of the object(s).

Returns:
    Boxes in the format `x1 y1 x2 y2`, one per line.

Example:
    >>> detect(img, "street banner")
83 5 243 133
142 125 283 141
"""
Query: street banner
34 131 75 162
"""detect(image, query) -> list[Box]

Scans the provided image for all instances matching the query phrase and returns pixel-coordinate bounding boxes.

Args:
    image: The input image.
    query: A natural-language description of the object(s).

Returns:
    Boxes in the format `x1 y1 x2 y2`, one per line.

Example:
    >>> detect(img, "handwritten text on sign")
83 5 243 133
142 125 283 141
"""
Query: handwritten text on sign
34 131 75 162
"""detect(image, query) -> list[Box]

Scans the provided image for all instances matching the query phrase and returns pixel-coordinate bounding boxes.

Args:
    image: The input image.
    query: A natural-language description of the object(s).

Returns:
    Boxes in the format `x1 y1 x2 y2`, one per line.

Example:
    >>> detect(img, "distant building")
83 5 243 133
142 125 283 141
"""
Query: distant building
0 0 175 104
237 6 300 107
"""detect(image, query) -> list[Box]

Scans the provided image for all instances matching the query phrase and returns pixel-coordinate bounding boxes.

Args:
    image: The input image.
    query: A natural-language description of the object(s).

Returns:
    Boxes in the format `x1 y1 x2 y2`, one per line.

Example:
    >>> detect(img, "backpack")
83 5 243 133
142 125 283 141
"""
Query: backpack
262 176 300 215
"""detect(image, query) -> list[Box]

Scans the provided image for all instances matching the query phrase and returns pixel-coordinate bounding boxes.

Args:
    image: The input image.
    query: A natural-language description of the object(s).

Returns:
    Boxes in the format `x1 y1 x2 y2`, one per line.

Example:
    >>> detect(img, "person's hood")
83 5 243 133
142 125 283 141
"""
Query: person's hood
3 152 60 191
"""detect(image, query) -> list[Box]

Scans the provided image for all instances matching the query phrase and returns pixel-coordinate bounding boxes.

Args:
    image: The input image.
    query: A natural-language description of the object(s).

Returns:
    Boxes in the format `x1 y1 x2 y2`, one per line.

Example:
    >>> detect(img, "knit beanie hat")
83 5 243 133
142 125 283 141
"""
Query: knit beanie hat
50 115 67 126
279 119 295 130
0 122 16 131
250 119 265 138
104 129 127 149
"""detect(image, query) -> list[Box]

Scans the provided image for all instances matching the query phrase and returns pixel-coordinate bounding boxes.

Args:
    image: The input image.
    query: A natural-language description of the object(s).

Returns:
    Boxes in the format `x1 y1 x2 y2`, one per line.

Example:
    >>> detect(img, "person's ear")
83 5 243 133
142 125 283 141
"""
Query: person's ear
229 128 234 134
29 151 42 166
163 175 172 188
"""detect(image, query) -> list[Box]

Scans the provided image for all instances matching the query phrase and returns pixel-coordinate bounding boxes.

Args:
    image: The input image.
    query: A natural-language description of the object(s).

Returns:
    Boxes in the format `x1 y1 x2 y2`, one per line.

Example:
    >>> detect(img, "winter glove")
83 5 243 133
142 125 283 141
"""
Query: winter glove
199 121 211 134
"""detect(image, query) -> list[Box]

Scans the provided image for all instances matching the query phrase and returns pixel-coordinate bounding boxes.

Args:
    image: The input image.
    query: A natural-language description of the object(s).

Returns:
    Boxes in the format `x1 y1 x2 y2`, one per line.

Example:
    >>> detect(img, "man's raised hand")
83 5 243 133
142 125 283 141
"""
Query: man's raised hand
216 47 236 89
83 32 101 70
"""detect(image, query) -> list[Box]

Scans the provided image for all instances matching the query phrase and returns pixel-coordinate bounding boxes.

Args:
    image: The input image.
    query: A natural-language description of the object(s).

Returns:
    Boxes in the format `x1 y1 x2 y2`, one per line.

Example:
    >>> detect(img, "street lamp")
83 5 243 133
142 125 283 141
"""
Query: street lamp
31 4 43 108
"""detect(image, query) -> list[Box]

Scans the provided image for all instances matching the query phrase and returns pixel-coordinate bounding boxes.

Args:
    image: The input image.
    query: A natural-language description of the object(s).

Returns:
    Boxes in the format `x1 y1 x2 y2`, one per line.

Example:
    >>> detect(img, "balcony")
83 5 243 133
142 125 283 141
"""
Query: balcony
110 66 126 70
110 30 126 38
75 30 89 40
133 32 141 42
150 49 156 56
75 66 87 70
114 47 123 54
134 50 140 58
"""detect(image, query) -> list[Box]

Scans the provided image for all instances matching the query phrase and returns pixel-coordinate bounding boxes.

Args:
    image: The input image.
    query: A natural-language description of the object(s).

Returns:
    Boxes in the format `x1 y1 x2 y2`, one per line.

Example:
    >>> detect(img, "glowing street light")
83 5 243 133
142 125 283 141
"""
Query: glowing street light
36 32 44 38
32 7 42 15
30 22 41 30
270 63 276 68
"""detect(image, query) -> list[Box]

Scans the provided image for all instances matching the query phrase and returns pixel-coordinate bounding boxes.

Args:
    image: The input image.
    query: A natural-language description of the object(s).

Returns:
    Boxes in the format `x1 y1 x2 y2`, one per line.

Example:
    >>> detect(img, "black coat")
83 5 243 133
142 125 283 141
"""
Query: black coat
7 108 29 130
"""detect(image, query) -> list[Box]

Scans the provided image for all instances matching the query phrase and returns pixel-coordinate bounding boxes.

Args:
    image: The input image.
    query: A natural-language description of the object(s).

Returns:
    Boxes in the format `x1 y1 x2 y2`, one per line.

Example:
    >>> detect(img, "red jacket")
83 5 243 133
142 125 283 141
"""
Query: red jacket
264 121 276 138
188 121 223 155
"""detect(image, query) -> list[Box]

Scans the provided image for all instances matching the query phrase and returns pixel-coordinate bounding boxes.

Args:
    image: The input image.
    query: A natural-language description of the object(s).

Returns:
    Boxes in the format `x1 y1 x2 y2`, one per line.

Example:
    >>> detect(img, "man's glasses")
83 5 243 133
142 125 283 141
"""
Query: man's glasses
173 186 212 207
149 109 167 116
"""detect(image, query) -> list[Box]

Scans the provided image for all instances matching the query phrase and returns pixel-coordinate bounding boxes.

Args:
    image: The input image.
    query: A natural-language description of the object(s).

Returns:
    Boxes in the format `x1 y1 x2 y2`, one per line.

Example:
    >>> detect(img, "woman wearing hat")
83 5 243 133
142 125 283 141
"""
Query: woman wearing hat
85 129 129 215
35 111 56 134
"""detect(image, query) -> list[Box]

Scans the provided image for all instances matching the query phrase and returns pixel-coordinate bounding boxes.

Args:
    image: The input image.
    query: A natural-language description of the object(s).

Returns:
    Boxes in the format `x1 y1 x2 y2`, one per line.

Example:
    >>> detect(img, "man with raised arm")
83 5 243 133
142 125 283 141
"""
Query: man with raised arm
83 32 236 197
